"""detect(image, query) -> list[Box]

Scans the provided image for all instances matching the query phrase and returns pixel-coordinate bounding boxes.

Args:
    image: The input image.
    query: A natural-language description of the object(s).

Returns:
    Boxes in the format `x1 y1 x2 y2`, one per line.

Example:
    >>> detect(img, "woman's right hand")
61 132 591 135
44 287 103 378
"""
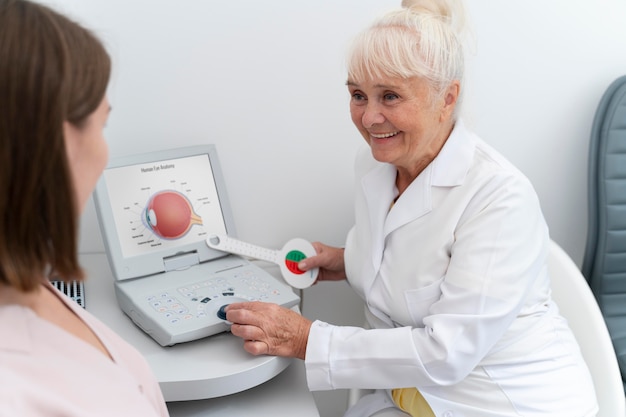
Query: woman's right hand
298 242 346 282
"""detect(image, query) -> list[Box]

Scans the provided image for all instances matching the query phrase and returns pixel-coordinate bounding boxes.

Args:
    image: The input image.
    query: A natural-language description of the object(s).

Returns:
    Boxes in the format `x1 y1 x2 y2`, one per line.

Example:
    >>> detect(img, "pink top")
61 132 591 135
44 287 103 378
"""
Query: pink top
0 283 169 417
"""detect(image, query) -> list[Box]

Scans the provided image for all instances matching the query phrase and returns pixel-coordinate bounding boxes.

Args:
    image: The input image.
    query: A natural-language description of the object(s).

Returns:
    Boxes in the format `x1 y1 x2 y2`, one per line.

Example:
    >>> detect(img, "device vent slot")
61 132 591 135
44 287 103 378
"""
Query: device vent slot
50 280 86 308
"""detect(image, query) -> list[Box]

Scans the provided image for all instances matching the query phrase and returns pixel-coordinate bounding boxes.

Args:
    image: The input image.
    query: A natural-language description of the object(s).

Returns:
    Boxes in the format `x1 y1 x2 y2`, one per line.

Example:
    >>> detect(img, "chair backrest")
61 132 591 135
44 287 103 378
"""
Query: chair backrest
549 239 625 417
582 75 626 393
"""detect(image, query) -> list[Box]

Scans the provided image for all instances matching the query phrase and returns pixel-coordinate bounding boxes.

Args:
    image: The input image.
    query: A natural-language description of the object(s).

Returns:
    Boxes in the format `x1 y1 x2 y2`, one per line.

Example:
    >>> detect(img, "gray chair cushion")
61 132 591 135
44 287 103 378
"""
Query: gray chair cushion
582 75 626 392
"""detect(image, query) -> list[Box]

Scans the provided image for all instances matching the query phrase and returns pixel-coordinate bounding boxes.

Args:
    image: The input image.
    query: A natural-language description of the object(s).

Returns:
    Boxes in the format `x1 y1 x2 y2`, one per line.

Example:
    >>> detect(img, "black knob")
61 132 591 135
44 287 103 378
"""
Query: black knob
217 304 229 320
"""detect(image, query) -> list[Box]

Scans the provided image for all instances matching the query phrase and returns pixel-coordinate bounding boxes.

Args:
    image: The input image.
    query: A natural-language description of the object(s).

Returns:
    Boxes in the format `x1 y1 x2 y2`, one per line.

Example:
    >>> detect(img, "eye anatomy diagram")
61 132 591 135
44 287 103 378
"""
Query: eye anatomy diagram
144 190 203 239
122 184 211 250
103 154 228 258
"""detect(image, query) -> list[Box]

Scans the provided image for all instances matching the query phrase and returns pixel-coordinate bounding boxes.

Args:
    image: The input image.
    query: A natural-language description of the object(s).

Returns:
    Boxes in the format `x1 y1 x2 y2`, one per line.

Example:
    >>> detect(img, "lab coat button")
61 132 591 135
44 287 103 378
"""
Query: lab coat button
442 411 453 417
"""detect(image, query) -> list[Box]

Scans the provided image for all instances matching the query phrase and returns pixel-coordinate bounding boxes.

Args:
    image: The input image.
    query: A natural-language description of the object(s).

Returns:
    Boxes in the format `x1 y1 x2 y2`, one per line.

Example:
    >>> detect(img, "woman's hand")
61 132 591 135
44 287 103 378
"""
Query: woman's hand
298 242 346 282
225 301 312 360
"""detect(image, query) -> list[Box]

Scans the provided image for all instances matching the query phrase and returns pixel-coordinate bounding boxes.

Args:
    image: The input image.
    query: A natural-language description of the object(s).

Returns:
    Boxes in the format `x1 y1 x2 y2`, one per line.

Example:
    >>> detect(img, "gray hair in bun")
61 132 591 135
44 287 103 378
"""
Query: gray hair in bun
347 0 468 118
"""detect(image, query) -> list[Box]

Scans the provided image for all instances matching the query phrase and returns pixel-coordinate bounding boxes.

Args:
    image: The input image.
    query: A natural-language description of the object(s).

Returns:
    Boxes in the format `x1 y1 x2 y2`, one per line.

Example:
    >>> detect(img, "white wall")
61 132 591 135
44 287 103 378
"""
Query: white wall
54 0 397 254
463 1 626 264
48 0 626 265
38 0 626 415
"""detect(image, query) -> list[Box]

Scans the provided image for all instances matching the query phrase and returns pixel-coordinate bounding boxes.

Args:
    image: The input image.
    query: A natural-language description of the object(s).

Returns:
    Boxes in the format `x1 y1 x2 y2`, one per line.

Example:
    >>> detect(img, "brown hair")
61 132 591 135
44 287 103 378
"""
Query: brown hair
0 0 111 291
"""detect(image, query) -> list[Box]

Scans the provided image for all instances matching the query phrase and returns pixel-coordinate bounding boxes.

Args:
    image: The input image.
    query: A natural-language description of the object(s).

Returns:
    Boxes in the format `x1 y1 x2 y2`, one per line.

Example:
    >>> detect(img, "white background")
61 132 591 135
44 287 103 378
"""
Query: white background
39 0 626 415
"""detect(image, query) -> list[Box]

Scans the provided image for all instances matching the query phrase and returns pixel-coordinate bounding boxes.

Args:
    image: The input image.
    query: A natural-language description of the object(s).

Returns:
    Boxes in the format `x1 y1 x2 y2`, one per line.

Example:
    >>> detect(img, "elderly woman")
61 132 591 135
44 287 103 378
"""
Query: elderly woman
225 0 599 416
0 1 168 415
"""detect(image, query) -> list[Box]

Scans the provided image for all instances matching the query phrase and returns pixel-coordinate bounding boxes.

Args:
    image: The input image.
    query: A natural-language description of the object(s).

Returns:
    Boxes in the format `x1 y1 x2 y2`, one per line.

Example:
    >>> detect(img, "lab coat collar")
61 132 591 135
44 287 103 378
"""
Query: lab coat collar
361 120 474 227
359 120 475 273
431 119 475 187
361 161 396 271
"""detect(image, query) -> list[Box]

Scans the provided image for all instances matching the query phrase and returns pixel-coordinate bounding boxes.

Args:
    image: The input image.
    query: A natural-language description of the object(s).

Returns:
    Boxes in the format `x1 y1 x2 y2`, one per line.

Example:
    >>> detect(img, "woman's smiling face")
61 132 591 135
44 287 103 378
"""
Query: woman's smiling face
348 75 458 182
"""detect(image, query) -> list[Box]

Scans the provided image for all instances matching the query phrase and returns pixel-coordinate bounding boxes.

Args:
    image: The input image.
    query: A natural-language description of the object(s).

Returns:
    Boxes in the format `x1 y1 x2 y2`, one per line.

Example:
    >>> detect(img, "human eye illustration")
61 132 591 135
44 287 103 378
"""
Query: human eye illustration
144 190 203 239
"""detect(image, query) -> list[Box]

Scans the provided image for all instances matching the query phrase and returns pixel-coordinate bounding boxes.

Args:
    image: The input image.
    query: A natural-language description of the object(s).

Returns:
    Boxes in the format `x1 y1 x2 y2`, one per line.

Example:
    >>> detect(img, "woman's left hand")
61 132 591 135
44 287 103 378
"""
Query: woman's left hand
225 301 312 360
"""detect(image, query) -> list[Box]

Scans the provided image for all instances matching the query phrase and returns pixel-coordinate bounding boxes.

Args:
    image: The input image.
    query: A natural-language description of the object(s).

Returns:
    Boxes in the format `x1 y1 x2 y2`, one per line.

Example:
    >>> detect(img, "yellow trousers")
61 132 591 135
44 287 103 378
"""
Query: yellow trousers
391 388 435 417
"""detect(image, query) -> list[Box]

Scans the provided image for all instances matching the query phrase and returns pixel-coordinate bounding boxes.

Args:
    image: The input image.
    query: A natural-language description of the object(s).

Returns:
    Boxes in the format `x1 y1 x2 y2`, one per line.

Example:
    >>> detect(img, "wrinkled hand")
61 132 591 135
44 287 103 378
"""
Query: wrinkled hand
225 301 312 360
297 242 346 282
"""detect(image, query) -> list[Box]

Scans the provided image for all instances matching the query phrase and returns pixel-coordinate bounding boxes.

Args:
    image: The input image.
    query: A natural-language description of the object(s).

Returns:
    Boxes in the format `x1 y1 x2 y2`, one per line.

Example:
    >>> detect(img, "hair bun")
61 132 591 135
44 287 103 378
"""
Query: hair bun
401 0 454 19
401 0 467 39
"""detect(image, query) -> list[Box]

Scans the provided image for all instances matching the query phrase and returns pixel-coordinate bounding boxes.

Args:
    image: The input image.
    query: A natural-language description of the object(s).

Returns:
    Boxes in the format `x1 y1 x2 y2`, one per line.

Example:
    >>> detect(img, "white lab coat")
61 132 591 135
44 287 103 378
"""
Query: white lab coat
305 121 598 417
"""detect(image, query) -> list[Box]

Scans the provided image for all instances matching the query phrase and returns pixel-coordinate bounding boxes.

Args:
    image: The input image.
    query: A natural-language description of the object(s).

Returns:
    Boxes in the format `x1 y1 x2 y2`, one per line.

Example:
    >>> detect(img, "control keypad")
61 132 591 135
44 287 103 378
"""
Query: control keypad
146 268 286 325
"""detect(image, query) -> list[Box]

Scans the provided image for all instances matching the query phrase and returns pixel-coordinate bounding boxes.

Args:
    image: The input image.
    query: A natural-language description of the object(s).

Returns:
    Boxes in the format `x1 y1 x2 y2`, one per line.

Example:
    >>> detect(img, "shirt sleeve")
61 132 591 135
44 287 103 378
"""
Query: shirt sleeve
306 320 432 390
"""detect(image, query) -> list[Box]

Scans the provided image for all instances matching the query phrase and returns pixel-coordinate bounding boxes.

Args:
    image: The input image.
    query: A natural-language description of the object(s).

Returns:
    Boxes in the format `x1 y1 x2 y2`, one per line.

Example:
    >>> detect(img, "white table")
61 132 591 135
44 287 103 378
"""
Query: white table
80 253 319 417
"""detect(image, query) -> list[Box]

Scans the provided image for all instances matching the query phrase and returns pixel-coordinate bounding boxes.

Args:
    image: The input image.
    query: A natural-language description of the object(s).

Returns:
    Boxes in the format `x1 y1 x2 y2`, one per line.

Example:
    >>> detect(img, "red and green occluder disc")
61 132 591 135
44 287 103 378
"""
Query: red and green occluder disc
285 250 306 274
